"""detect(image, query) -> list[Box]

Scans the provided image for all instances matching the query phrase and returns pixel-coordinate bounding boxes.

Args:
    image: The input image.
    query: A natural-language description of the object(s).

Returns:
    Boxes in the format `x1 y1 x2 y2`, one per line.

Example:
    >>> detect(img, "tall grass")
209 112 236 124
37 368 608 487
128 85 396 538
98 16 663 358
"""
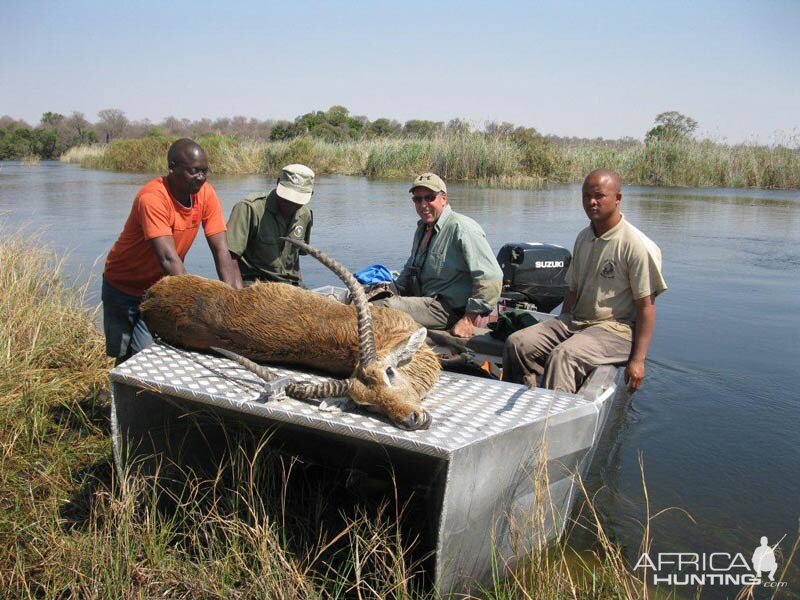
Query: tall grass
60 144 107 165
365 132 523 182
261 136 372 176
561 139 800 189
0 227 111 596
62 133 800 189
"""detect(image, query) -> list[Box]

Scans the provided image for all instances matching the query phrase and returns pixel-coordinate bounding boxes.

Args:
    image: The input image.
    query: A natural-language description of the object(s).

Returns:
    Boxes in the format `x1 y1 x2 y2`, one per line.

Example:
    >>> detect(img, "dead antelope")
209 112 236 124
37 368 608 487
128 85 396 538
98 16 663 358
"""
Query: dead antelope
140 239 440 430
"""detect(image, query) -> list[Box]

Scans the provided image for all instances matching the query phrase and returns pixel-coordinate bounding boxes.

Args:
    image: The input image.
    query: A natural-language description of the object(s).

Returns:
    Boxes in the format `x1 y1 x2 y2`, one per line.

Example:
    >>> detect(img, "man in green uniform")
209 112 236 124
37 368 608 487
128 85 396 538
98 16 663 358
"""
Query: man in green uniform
377 172 503 338
226 164 314 286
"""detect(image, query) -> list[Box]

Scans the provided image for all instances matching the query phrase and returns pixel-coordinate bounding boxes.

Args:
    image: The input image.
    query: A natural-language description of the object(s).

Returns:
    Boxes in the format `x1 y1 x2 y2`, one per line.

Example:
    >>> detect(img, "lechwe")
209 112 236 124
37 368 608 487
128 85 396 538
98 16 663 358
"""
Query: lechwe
140 239 439 430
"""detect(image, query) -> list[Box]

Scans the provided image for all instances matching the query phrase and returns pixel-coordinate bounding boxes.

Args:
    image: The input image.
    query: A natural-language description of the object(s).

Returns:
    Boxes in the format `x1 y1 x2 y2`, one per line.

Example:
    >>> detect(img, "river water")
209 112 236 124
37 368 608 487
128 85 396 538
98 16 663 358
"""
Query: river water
1 161 798 596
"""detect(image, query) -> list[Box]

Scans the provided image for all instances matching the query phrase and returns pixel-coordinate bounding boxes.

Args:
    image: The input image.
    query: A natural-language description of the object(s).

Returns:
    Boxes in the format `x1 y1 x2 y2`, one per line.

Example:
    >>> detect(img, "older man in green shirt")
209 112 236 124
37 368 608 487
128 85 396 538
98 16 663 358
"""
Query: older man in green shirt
226 164 314 286
378 172 503 338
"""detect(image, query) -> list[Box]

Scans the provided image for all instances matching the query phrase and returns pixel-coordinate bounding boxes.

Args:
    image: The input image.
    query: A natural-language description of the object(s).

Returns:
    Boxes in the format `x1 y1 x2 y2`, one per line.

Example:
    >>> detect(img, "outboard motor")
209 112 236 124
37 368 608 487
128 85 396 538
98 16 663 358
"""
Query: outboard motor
496 242 571 313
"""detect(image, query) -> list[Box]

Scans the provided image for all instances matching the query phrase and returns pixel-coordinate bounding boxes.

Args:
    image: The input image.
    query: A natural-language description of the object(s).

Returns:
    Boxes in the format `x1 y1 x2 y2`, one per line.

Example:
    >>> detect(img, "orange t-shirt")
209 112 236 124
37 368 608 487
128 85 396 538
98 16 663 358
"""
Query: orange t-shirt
103 177 227 297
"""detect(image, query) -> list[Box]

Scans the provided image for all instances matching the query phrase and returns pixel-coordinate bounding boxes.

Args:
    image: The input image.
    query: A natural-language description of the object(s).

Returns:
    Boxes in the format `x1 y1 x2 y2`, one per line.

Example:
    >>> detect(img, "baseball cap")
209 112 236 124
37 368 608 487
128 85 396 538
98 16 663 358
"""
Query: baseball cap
409 172 447 194
276 164 315 205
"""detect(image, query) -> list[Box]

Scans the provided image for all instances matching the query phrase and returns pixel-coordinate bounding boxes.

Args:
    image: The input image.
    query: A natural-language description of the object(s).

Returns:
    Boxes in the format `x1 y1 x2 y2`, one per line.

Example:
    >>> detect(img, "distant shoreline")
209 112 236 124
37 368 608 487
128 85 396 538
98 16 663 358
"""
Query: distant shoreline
59 133 800 191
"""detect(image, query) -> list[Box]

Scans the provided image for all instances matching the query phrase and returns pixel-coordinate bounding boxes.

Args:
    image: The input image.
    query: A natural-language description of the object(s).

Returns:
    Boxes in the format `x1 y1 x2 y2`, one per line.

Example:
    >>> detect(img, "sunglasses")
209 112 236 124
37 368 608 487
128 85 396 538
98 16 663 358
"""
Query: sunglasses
411 193 439 204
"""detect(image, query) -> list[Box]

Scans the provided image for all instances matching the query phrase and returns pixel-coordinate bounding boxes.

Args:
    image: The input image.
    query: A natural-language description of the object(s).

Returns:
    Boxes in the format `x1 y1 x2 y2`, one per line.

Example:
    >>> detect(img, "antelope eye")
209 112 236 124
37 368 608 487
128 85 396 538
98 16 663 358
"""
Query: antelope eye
384 366 397 385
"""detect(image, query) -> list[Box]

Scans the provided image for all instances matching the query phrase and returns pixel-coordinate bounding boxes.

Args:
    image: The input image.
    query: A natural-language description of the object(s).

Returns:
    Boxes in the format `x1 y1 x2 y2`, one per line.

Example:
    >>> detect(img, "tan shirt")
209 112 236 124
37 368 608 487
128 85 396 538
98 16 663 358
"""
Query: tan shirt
564 216 667 340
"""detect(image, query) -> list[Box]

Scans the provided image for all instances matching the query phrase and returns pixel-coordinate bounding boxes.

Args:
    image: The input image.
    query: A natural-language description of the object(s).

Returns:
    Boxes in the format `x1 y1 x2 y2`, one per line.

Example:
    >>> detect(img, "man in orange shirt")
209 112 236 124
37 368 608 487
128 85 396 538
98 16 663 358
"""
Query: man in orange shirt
102 138 242 364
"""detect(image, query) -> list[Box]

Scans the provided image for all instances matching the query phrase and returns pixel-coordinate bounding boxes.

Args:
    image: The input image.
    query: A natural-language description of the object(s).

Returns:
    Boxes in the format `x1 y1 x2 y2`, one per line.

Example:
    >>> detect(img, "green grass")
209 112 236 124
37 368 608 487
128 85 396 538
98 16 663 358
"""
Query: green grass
60 133 800 190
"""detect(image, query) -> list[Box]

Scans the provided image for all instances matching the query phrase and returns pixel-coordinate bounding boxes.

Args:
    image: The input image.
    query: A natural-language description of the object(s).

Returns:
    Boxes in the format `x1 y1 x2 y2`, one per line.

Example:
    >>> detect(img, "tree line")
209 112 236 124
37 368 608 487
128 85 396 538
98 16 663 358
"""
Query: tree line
0 105 698 161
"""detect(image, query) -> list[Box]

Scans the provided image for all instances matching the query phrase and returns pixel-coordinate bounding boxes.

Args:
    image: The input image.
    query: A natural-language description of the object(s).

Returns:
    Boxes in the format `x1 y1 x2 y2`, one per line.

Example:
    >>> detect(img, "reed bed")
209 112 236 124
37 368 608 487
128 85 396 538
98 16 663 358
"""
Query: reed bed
261 137 372 176
560 139 800 189
62 133 800 189
60 144 107 165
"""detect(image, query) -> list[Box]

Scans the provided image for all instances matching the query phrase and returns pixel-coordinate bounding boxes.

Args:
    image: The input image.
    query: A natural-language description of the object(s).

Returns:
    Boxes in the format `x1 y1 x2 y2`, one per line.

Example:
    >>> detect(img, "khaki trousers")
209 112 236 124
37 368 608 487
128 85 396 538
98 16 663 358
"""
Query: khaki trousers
373 296 453 330
502 318 631 393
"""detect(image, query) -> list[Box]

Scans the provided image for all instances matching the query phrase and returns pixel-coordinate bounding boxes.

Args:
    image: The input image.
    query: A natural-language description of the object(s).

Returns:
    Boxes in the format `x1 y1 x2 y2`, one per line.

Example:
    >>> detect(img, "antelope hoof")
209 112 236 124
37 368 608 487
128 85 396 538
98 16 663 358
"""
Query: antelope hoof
399 409 432 431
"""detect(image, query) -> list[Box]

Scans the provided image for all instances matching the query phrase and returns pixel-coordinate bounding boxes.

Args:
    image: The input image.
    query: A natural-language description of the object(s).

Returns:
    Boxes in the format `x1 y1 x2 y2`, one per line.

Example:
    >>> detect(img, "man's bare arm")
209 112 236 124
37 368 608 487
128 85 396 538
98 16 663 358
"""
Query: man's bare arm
207 232 243 289
150 235 188 276
626 294 656 392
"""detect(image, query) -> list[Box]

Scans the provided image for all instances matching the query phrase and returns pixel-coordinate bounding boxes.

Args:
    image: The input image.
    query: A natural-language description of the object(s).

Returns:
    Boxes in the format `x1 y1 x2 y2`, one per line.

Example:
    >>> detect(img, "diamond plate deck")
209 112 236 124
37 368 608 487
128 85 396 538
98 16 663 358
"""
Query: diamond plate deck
110 341 626 597
110 343 592 458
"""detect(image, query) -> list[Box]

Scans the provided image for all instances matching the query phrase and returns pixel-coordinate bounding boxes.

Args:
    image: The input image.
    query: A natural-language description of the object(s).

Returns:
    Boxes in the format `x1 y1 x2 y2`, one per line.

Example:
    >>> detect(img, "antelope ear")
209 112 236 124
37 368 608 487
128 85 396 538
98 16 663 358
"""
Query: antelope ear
387 327 427 367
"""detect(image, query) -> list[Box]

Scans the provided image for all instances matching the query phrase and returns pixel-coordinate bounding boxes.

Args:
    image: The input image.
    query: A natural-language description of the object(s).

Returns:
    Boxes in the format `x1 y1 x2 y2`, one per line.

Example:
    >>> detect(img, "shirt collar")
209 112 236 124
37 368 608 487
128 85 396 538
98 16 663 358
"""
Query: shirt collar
417 203 453 233
164 176 197 211
593 214 626 240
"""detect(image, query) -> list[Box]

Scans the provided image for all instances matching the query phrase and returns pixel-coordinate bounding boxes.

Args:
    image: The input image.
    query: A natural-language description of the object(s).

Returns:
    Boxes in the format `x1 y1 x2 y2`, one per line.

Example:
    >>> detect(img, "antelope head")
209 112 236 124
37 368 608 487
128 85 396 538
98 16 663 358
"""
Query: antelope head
283 238 433 430
345 326 431 430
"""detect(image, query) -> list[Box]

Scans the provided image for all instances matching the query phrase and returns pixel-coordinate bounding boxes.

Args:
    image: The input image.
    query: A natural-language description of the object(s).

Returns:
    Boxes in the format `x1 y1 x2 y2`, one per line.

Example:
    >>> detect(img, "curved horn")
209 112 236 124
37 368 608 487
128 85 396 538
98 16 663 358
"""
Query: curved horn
287 379 352 400
213 346 353 401
281 237 377 367
211 346 282 382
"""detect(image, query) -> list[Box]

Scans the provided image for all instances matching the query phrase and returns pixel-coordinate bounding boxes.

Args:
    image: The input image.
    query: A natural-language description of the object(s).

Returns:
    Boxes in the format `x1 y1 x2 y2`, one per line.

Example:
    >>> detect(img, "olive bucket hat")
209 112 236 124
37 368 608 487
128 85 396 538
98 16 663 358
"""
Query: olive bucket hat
276 164 315 205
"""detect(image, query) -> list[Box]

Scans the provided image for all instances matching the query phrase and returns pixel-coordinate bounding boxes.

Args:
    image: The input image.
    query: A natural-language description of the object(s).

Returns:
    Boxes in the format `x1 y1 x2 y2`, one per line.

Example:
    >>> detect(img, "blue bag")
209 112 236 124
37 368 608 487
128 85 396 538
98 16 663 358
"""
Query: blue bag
354 264 394 285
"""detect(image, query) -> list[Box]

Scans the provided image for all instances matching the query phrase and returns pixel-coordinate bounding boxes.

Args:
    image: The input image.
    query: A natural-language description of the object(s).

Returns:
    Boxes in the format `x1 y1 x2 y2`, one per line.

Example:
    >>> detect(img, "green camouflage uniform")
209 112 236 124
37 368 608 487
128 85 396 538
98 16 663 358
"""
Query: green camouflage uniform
226 190 313 286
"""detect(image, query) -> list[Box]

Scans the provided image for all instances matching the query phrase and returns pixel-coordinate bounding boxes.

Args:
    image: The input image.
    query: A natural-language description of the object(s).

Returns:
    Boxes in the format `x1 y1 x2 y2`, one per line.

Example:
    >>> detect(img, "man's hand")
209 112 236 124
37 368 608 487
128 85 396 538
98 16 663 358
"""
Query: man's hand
207 232 243 289
625 358 646 392
450 315 475 338
450 312 487 338
627 294 656 393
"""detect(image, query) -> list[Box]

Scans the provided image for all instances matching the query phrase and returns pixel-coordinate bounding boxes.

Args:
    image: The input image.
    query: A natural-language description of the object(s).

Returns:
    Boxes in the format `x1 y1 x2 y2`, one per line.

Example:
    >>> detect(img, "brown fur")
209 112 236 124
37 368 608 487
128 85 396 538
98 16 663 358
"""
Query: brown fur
140 275 441 427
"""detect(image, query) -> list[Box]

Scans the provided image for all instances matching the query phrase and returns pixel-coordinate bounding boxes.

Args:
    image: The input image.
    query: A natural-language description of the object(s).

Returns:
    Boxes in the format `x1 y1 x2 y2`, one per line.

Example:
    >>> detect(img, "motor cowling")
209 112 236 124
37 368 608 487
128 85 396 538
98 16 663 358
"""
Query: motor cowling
496 242 572 313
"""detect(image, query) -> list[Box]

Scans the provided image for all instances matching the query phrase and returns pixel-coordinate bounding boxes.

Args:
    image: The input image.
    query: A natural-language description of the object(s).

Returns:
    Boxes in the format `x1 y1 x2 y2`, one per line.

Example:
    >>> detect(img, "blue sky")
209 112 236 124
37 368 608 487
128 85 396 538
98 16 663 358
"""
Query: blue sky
1 0 797 143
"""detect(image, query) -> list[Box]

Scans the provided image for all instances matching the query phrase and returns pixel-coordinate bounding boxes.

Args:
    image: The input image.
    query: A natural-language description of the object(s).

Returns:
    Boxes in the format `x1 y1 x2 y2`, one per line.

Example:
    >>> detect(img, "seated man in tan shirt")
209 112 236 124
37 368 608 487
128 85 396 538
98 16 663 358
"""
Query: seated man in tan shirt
502 169 667 393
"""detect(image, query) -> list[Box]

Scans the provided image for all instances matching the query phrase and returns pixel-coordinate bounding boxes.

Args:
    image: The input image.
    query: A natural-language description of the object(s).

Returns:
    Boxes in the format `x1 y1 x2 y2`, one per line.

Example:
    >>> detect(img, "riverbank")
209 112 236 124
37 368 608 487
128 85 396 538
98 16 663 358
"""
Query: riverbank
60 133 800 189
0 229 655 598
